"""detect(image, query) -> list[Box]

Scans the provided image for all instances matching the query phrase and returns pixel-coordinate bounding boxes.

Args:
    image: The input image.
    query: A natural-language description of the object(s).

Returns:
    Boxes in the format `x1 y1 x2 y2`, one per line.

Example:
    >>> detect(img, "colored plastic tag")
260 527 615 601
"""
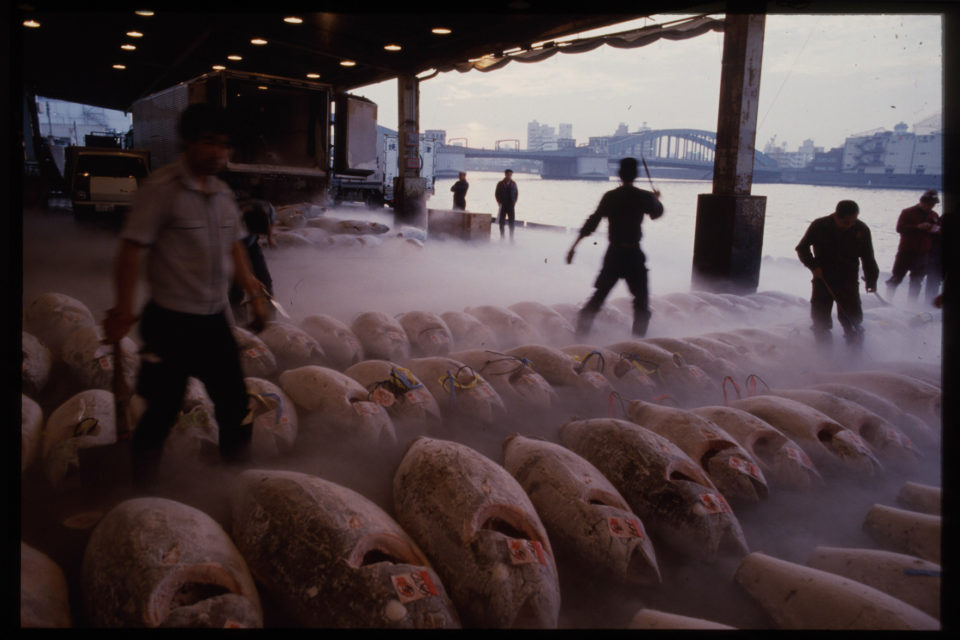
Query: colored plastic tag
392 570 440 603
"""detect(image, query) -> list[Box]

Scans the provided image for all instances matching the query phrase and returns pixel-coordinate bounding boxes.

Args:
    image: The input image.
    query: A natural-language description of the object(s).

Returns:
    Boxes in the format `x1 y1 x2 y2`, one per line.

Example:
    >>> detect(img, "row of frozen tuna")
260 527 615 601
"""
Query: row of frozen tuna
21 427 941 629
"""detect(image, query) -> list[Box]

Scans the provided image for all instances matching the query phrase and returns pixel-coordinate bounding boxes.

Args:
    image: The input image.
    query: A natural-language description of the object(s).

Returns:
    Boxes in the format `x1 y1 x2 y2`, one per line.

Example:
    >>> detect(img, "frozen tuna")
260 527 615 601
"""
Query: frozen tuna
560 344 659 400
552 302 631 338
41 388 118 488
812 370 941 429
645 336 748 386
440 310 499 351
733 552 938 630
628 608 735 630
449 349 558 410
896 481 940 515
559 418 749 564
404 357 507 427
343 359 442 433
607 340 717 405
806 546 940 620
625 400 768 504
81 497 262 628
393 437 561 628
60 324 139 393
397 310 455 357
862 504 941 564
21 542 72 628
278 365 397 446
502 434 660 585
300 314 364 370
244 377 298 458
232 327 278 379
762 388 919 468
257 320 328 371
351 311 412 362
21 331 52 397
23 292 96 358
464 305 543 349
728 395 883 480
690 404 823 491
231 469 459 628
505 344 613 410
508 301 577 346
22 394 44 474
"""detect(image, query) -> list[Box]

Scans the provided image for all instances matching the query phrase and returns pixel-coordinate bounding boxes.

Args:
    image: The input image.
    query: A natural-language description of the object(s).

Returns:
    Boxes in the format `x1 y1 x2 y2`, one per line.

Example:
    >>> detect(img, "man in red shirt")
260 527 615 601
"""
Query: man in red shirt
886 189 941 302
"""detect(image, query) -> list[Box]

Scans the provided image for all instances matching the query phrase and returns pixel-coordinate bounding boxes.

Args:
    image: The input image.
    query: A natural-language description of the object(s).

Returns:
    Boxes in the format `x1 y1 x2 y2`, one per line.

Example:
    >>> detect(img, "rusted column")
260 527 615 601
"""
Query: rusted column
692 13 768 294
395 73 426 227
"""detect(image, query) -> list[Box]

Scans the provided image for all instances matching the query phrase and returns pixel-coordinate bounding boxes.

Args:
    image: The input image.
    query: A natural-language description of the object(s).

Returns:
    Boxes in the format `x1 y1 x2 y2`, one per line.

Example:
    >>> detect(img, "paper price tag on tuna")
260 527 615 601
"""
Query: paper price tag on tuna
834 430 867 448
404 388 430 405
372 387 395 407
352 401 381 416
473 384 495 399
699 493 731 514
607 516 644 539
689 366 704 378
388 331 405 343
784 445 815 469
391 570 439 603
729 456 760 478
507 539 547 565
582 371 608 389
427 331 449 345
98 356 112 370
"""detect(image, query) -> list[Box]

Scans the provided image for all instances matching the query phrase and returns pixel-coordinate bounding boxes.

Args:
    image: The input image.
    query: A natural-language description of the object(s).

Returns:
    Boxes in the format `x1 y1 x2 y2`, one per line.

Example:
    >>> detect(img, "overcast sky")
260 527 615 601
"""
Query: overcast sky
354 12 942 152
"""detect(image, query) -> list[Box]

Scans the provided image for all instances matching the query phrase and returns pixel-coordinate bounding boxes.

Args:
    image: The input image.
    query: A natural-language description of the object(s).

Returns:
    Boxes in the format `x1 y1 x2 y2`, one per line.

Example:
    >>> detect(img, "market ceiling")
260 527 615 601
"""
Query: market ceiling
17 2 716 113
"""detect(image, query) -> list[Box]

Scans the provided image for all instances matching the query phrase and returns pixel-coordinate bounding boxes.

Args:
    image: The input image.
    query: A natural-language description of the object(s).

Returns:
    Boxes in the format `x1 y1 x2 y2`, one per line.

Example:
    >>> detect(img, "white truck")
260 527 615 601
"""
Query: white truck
66 146 151 220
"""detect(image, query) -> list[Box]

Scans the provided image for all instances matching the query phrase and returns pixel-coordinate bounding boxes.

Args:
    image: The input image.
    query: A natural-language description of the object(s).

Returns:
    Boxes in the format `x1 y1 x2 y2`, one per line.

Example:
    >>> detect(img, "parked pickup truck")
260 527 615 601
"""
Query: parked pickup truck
66 146 150 220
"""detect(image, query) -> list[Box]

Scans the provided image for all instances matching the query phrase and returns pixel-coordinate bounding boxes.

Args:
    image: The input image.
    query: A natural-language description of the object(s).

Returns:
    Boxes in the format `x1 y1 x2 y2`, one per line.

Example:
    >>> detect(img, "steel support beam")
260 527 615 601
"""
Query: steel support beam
692 12 767 294
394 73 426 227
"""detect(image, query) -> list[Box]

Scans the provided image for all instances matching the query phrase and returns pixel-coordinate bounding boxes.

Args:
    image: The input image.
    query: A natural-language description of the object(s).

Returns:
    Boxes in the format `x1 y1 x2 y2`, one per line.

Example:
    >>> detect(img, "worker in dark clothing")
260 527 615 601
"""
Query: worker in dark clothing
886 189 941 303
795 200 879 350
494 169 518 240
450 171 469 210
566 157 663 338
229 199 277 327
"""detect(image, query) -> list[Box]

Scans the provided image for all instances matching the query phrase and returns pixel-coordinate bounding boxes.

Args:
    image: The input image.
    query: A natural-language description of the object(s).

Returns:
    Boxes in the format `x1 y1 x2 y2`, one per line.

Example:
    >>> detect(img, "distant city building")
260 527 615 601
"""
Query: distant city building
35 95 131 147
841 117 942 175
423 129 446 144
558 123 573 139
614 122 629 136
526 120 559 150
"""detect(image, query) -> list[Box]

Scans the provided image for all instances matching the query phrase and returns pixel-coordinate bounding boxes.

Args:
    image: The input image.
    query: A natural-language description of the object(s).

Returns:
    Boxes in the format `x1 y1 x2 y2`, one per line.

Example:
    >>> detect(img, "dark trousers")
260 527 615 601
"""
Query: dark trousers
132 301 251 488
810 277 864 345
577 246 650 337
886 250 927 300
498 206 515 238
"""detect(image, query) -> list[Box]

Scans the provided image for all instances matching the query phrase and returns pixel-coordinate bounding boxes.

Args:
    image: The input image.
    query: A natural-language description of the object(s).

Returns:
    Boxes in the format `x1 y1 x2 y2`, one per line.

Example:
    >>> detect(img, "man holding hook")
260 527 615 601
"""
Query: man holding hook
567 157 663 338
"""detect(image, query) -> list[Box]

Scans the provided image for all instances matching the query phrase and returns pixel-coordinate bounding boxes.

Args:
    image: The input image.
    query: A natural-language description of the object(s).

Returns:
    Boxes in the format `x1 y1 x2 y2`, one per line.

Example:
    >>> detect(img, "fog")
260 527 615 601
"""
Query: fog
20 203 943 629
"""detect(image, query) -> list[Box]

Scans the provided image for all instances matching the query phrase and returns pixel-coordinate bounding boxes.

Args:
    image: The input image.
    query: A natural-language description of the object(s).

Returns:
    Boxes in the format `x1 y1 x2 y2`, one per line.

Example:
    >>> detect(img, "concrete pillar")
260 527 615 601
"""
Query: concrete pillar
692 13 768 294
395 74 426 227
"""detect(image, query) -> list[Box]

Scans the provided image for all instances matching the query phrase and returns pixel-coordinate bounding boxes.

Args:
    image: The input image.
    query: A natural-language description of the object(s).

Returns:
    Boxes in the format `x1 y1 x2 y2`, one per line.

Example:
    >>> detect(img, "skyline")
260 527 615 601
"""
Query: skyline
354 13 942 153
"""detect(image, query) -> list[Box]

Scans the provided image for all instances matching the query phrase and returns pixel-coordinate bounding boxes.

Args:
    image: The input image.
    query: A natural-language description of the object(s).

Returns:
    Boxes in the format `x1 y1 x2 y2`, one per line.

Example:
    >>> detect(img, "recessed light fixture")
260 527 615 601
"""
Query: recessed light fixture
228 54 243 61
340 60 356 67
24 19 41 28
283 16 303 24
121 44 136 50
257 85 268 90
212 65 226 70
135 10 154 17
113 64 126 70
306 73 320 79
384 44 402 51
431 27 452 35
126 31 143 37
250 38 268 45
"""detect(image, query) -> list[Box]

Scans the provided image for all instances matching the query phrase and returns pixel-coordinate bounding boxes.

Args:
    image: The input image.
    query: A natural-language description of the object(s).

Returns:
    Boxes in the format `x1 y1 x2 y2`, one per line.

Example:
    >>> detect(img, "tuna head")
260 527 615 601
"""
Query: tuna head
231 470 460 628
299 314 364 371
397 311 455 357
81 497 262 628
502 434 661 586
449 349 558 410
393 437 561 629
343 360 443 431
404 357 507 427
561 344 659 400
465 305 543 349
559 418 750 564
351 311 412 362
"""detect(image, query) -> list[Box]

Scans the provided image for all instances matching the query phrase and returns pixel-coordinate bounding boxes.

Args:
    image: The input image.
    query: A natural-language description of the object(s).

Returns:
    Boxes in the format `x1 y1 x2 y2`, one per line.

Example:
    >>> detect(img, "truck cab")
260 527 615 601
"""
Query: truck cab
67 146 150 220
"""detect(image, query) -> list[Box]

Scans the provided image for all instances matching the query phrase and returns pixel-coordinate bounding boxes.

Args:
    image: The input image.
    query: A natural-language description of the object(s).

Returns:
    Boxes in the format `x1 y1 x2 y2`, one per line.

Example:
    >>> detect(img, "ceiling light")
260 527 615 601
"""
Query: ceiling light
283 17 303 24
23 20 41 28
126 31 143 37
228 55 243 61
212 65 226 70
121 44 136 50
257 85 268 90
306 73 320 79
340 60 356 67
431 27 452 35
384 44 402 51
135 10 154 17
113 64 127 70
250 38 268 45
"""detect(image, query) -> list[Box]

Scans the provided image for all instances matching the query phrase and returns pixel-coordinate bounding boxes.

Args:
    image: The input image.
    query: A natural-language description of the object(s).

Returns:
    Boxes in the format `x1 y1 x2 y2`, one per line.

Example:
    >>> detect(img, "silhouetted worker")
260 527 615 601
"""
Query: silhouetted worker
104 103 269 491
795 199 879 350
886 189 941 303
495 169 518 240
566 157 663 338
450 171 469 211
